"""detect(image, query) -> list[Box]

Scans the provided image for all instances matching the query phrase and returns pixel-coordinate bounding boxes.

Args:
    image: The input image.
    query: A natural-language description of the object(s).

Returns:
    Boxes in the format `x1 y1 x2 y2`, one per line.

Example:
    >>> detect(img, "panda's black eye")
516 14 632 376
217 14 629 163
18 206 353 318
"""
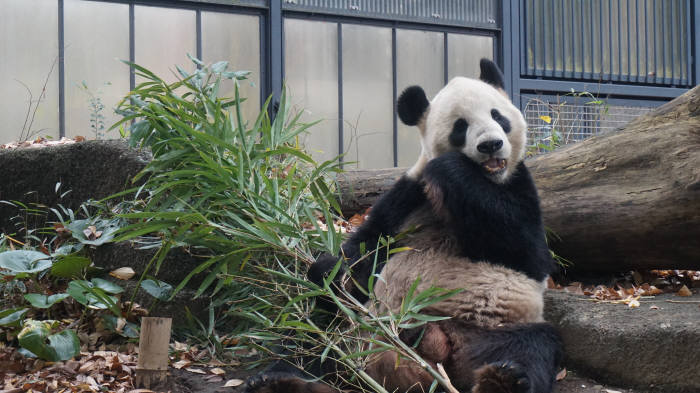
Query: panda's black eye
449 118 468 147
491 109 511 134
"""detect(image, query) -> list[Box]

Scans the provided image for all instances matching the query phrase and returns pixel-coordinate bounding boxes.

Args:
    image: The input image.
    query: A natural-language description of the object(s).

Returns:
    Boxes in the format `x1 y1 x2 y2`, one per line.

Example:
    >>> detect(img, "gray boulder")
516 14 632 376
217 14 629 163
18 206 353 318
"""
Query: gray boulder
0 140 150 235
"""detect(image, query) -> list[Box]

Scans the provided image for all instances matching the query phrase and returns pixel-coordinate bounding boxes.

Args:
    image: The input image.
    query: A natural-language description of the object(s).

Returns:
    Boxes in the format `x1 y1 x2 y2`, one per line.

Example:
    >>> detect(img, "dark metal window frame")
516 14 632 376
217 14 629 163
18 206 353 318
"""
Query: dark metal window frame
520 0 693 86
503 0 695 111
56 0 267 138
280 10 499 167
49 0 696 155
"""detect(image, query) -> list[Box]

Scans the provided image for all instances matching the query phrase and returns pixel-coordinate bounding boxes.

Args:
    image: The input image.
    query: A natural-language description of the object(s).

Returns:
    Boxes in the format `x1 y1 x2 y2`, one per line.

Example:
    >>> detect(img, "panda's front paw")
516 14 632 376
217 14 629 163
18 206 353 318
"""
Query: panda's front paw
472 361 531 393
308 253 343 287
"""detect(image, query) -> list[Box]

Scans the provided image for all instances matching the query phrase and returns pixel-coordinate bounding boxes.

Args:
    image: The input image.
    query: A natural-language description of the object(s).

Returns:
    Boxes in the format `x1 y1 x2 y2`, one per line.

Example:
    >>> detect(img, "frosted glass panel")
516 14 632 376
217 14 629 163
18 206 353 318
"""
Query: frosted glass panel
202 12 261 126
135 6 196 84
0 0 59 142
284 19 339 163
396 29 444 167
64 0 129 139
342 24 393 170
447 34 493 80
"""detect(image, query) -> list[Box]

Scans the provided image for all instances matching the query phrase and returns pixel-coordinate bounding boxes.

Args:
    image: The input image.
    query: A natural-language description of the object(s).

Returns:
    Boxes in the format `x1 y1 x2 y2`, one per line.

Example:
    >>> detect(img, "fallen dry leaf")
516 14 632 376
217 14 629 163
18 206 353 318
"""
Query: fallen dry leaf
649 305 660 310
110 267 136 280
224 379 244 387
677 285 692 297
555 368 567 381
627 298 640 308
546 277 556 289
185 367 206 374
172 360 190 370
82 225 103 241
209 367 226 376
172 341 188 352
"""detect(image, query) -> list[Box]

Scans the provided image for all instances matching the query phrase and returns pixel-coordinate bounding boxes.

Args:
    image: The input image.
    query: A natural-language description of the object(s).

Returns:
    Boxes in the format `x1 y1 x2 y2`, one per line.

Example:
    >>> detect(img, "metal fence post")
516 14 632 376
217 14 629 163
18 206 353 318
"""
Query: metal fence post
268 0 283 118
58 0 65 138
693 0 700 85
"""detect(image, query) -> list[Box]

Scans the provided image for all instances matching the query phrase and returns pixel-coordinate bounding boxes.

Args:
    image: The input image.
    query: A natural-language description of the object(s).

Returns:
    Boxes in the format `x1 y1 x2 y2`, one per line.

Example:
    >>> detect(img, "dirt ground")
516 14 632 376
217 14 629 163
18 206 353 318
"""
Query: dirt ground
148 367 641 393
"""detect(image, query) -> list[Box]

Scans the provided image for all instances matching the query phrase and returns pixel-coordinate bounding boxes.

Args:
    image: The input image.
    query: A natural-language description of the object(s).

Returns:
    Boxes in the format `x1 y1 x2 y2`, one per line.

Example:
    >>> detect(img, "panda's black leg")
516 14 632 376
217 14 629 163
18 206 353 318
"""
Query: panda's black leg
308 175 427 304
448 323 562 393
472 361 530 393
244 371 339 393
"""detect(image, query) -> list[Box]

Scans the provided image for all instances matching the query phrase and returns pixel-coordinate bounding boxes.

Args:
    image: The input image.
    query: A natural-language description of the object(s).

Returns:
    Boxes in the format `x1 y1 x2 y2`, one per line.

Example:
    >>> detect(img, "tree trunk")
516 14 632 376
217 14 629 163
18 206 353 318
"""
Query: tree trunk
528 85 700 272
337 86 700 272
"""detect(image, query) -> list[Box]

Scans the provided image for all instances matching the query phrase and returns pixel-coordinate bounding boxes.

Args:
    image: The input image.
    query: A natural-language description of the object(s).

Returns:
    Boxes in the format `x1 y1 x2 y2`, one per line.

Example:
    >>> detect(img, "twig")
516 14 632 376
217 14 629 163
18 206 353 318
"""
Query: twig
4 235 26 246
26 57 58 141
342 289 457 393
436 363 459 393
14 57 58 142
14 79 33 140
665 300 700 304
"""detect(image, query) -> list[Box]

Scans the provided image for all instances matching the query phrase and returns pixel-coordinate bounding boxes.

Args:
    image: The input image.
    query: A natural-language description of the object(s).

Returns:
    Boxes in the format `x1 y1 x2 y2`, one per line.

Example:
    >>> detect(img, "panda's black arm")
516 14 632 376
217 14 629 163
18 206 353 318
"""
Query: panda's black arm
422 152 555 281
309 175 427 303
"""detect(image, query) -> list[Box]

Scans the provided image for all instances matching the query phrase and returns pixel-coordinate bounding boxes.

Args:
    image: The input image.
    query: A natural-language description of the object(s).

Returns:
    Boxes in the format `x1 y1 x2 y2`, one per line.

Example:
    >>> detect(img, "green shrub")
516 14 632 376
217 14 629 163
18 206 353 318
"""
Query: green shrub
111 57 460 393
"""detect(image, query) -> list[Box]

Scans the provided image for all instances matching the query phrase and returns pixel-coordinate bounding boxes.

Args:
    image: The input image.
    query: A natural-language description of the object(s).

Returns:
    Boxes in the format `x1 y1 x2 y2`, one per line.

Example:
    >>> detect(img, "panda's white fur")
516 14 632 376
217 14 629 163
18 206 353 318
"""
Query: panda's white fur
376 71 543 329
407 76 527 184
372 208 546 328
358 60 560 393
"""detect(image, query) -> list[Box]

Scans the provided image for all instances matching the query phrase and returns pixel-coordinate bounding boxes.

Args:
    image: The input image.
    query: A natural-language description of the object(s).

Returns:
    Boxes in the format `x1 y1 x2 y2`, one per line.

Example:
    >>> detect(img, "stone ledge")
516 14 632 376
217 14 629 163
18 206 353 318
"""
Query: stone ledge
545 290 700 393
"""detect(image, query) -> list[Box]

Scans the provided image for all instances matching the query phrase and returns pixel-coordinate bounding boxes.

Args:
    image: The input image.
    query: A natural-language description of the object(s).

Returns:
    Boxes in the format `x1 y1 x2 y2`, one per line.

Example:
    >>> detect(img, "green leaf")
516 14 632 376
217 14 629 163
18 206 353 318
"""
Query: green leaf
91 278 124 294
66 280 120 311
0 251 51 274
24 293 69 309
47 330 81 361
18 320 80 361
101 315 140 338
66 219 121 246
0 308 29 327
50 254 91 278
140 279 173 301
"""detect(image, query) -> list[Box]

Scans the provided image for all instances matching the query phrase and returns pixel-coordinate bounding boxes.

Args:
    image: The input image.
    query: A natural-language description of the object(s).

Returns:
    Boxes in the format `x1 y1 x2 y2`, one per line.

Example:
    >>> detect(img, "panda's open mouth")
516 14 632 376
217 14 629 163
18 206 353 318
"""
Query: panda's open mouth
482 157 507 174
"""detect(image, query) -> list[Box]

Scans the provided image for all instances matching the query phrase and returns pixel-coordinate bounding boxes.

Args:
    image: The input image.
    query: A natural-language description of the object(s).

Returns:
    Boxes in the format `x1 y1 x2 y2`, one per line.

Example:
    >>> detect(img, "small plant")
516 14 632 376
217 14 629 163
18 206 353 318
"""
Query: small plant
15 57 58 142
526 89 609 156
78 81 109 139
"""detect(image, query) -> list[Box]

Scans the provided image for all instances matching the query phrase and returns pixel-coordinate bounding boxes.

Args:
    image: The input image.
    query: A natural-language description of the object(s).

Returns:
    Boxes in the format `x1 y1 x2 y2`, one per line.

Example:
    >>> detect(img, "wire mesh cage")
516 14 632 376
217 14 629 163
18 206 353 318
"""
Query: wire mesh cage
523 94 654 155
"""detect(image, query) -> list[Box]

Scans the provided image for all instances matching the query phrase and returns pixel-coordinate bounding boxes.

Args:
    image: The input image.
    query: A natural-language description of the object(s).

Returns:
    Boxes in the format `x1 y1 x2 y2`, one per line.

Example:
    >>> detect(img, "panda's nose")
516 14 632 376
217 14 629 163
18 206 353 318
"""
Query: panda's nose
477 139 503 154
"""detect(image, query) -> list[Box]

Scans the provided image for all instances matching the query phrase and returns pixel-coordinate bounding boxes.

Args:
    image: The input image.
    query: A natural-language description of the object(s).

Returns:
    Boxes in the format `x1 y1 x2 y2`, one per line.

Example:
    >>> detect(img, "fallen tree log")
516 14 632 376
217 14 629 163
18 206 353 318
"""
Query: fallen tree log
337 85 700 272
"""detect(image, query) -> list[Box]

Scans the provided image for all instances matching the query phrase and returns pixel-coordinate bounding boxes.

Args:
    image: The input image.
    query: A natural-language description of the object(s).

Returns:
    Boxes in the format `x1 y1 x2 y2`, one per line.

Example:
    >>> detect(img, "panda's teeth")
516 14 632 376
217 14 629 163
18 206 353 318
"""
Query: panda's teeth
482 158 507 173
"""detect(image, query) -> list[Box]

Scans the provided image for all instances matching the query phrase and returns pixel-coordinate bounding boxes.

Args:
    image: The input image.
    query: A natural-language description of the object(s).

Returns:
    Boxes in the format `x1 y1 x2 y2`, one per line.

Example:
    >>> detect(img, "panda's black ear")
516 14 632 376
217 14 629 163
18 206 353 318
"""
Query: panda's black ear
479 58 505 90
397 86 429 126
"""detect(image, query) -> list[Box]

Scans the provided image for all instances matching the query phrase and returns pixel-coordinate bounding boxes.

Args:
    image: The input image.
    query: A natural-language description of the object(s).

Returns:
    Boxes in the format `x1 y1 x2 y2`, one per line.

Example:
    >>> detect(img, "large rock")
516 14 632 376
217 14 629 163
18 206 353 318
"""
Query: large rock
90 242 208 290
545 290 700 393
0 140 151 235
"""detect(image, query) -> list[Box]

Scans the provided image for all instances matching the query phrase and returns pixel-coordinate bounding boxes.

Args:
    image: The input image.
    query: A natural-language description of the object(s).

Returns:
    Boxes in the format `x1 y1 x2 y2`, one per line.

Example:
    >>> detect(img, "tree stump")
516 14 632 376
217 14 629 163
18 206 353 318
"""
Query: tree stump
135 317 172 388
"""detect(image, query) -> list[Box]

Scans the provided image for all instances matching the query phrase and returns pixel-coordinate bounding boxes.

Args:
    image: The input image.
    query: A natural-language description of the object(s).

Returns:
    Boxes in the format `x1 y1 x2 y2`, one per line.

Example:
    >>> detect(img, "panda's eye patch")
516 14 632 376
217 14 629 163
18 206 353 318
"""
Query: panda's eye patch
490 109 511 134
449 118 469 147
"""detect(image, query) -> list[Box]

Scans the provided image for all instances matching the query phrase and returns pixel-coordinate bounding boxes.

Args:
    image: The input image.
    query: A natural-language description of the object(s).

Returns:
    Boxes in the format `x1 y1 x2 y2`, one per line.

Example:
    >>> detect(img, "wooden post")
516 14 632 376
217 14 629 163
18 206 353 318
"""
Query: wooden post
135 317 172 388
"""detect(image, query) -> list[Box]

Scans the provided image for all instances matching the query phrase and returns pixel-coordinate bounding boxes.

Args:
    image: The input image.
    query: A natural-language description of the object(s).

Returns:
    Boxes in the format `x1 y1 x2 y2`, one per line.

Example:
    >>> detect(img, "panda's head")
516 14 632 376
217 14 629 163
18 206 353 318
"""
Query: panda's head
398 59 527 184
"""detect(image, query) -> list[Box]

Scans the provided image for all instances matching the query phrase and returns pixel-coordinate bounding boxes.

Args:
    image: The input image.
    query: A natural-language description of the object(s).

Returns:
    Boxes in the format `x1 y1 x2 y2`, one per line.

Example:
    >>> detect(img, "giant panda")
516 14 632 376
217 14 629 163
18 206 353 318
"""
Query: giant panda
246 59 562 393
